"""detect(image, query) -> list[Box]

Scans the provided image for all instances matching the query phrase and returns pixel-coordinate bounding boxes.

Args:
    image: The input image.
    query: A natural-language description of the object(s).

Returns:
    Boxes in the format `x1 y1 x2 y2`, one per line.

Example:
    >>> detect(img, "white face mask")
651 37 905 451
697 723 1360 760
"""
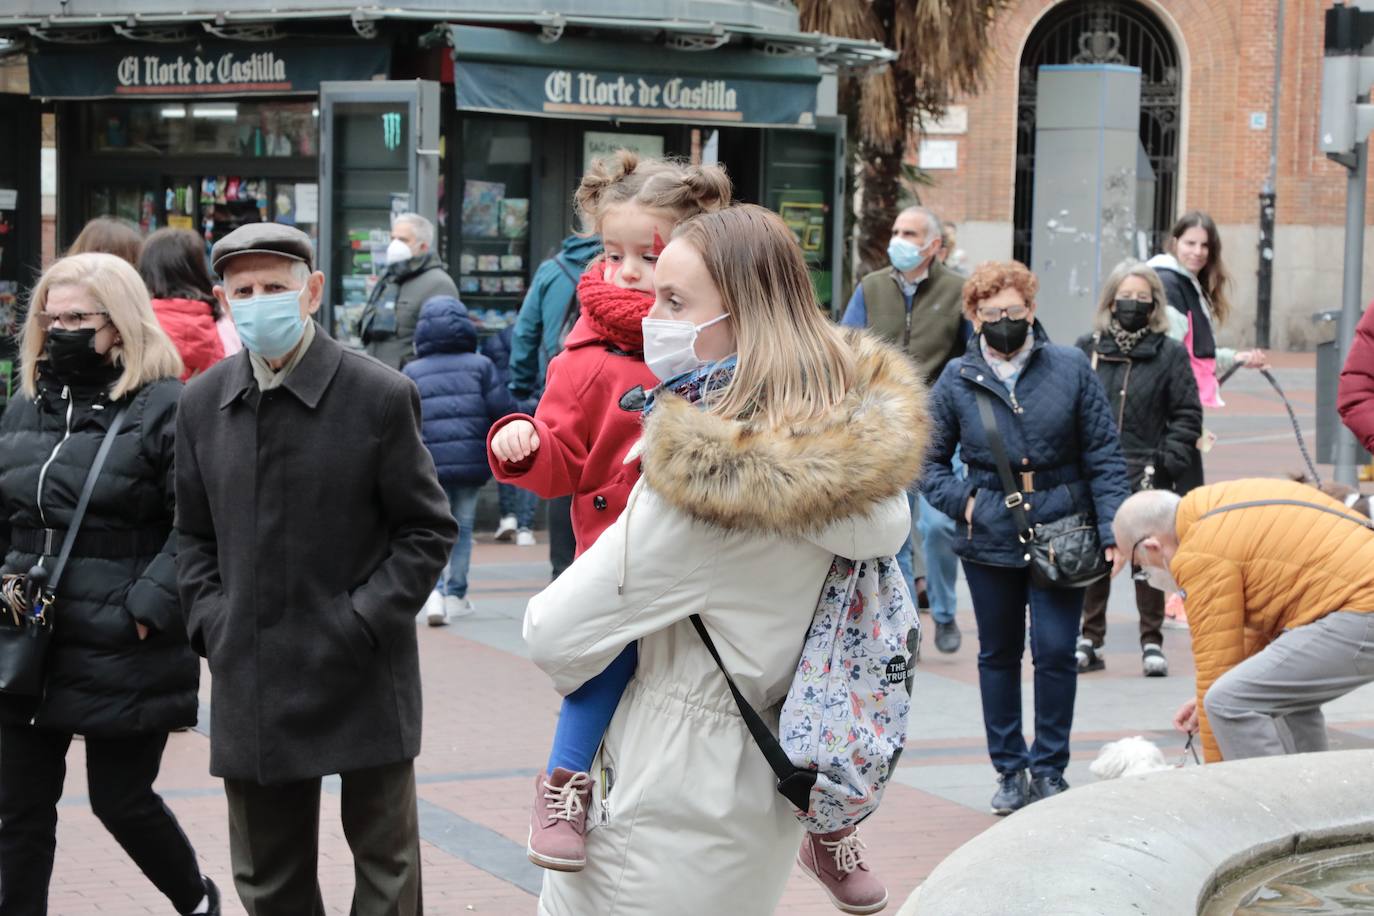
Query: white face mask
641 313 731 382
386 238 414 266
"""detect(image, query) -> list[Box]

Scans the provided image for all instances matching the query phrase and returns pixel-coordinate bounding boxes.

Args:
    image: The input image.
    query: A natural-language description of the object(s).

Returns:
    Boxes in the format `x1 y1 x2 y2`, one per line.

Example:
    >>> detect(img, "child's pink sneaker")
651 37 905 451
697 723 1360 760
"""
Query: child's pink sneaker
797 826 888 914
527 767 592 871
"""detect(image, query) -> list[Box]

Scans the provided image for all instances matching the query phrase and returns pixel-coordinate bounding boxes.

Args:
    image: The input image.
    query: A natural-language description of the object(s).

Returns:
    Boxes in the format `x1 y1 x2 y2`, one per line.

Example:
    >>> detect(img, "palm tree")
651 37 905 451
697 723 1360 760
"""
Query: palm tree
798 0 1012 274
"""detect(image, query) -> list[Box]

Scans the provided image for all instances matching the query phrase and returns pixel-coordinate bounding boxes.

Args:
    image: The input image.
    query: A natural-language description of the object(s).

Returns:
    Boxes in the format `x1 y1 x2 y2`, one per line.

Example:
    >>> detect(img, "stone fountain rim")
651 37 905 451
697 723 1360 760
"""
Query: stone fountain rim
898 748 1374 916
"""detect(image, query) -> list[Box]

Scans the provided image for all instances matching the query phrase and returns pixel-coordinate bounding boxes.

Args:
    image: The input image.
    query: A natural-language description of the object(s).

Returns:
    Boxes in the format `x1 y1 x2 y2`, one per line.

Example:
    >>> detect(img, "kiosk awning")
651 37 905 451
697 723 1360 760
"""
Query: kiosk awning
448 24 820 128
28 40 390 99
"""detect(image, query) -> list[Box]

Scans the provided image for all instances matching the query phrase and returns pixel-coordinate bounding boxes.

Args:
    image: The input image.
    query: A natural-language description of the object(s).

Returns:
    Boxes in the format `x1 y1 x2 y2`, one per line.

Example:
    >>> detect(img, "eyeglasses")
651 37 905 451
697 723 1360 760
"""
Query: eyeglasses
976 306 1030 322
39 310 110 332
1129 535 1151 582
1116 293 1154 304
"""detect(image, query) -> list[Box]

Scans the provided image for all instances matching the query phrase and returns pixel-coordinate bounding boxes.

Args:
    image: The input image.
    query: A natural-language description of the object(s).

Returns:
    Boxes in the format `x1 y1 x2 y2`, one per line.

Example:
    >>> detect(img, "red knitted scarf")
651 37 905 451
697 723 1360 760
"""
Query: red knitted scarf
576 268 654 352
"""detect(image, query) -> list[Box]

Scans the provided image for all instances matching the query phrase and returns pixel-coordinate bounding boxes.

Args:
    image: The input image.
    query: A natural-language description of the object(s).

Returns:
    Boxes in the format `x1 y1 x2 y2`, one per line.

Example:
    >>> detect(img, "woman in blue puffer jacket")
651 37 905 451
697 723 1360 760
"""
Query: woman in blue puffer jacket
921 261 1129 817
404 296 516 623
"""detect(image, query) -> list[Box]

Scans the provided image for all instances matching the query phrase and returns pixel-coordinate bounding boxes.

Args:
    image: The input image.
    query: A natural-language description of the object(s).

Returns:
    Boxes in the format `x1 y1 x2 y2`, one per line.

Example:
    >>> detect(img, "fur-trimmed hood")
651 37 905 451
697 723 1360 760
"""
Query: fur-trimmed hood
637 329 928 540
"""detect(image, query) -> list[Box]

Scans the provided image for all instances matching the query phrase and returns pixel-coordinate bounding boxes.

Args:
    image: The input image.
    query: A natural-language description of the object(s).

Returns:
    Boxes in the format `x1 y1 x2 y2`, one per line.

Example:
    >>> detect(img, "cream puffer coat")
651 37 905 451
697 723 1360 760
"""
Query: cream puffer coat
524 332 928 916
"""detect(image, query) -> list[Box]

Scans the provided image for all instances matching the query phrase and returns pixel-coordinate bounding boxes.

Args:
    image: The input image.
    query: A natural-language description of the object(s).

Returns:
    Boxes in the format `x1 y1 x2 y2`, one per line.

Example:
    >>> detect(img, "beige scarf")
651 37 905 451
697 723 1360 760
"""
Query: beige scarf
248 319 316 391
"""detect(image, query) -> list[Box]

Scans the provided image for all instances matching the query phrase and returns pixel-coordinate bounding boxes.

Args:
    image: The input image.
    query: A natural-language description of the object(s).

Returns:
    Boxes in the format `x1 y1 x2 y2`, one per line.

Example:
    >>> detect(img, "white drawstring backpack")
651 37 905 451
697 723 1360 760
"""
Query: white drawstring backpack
693 555 920 832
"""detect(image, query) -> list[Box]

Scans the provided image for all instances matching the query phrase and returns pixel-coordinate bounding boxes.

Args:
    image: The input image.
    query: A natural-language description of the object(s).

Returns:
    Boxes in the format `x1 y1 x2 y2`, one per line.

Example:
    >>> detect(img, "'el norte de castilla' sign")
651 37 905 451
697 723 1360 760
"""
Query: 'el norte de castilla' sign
28 42 390 99
117 51 290 92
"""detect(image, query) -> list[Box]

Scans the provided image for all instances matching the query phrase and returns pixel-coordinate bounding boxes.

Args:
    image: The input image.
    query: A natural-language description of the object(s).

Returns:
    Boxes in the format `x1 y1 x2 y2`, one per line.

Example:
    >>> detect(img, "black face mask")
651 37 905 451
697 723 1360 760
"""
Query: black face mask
1113 299 1153 333
983 317 1031 356
44 329 110 382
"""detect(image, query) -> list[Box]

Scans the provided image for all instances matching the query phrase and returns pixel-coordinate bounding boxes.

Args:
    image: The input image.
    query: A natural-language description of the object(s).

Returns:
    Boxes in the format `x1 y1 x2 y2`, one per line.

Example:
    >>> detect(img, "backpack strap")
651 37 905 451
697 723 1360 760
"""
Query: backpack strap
1198 498 1374 532
973 387 1035 543
551 255 582 344
689 613 817 813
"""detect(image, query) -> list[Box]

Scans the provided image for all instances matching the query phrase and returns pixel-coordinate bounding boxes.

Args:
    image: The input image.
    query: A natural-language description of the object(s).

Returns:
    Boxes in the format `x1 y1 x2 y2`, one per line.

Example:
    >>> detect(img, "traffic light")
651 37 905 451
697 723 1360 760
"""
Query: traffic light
1321 1 1374 156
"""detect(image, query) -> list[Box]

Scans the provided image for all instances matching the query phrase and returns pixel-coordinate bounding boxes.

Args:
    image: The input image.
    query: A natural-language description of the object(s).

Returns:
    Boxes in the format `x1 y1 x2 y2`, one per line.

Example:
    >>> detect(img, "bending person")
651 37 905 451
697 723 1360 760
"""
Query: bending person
1114 479 1374 762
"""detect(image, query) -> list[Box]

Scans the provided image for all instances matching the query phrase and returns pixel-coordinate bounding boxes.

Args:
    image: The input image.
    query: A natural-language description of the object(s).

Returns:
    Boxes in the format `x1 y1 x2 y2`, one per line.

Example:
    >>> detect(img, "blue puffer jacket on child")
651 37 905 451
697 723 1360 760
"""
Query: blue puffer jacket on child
404 296 517 487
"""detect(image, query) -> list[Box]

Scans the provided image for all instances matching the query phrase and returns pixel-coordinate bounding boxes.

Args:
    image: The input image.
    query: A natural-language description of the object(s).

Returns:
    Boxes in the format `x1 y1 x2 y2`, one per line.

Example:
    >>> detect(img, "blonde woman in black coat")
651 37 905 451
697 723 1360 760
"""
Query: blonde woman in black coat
0 253 219 915
1074 261 1201 679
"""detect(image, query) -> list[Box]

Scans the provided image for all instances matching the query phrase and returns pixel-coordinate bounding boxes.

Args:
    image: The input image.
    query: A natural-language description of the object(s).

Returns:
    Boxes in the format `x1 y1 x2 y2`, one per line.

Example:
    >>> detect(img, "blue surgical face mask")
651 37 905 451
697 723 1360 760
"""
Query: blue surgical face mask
232 288 308 360
887 236 933 273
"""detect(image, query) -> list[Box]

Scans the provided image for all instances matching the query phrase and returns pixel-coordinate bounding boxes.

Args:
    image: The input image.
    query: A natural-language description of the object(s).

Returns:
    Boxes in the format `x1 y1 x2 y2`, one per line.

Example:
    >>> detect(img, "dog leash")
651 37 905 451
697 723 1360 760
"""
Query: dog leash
1218 364 1321 486
1178 732 1201 767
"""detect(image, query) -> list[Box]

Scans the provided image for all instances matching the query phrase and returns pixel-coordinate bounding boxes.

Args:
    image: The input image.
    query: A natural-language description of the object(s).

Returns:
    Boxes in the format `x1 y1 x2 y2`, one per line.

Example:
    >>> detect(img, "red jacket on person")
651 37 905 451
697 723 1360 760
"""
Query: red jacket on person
487 315 656 556
1338 301 1374 453
151 297 226 381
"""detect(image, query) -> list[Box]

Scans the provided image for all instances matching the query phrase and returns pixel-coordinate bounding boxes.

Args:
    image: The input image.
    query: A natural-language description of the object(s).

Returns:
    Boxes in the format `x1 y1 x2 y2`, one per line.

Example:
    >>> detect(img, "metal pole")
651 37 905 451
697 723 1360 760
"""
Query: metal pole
1334 139 1367 486
1256 0 1285 350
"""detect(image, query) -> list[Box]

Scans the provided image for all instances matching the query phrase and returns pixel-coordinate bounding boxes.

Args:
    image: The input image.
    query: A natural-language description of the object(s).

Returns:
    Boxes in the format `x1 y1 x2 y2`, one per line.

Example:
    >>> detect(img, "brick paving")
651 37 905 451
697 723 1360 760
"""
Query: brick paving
39 353 1374 915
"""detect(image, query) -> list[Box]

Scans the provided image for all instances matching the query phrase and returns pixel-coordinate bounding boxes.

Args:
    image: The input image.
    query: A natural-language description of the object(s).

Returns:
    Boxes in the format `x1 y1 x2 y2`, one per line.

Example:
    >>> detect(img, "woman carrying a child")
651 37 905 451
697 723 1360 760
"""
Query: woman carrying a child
521 205 926 915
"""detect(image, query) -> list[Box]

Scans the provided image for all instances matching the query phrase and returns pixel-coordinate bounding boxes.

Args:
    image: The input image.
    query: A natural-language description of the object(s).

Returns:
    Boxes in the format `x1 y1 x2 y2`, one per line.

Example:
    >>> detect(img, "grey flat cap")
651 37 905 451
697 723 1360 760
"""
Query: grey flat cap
211 222 315 275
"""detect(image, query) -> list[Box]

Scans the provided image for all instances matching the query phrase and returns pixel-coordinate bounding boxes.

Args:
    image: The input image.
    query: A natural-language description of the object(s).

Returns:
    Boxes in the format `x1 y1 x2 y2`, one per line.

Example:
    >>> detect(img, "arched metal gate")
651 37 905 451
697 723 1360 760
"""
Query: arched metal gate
1013 0 1182 265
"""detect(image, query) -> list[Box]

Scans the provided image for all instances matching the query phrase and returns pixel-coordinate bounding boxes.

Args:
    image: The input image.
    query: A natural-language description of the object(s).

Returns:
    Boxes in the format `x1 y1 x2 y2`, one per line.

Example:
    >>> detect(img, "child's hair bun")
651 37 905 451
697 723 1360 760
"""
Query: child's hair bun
680 164 733 213
574 152 734 235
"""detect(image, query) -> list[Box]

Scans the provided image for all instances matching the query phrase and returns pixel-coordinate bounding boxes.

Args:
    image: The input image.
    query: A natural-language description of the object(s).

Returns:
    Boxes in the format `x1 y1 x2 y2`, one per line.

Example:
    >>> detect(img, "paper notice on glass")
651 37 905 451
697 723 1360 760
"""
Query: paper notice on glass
295 183 319 224
701 130 719 167
0 189 17 210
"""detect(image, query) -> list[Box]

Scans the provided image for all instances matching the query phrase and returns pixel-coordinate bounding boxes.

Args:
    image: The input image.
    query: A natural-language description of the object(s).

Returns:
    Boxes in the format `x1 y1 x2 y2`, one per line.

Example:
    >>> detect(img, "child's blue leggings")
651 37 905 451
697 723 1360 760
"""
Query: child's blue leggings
547 643 638 774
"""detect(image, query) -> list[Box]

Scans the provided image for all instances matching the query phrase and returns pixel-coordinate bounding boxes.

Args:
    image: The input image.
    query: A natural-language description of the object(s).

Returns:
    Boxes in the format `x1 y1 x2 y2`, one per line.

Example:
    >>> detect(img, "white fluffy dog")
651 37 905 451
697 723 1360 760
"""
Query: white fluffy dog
1089 735 1175 779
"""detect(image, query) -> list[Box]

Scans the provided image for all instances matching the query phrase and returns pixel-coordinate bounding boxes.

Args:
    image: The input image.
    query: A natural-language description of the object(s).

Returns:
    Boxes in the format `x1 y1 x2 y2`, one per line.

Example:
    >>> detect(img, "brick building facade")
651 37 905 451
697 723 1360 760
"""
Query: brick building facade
917 0 1369 350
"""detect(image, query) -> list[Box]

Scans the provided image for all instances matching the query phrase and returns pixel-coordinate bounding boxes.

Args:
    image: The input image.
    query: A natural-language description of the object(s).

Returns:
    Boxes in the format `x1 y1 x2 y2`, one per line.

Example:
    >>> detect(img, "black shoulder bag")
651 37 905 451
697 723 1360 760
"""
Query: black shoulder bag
972 388 1107 589
0 405 129 696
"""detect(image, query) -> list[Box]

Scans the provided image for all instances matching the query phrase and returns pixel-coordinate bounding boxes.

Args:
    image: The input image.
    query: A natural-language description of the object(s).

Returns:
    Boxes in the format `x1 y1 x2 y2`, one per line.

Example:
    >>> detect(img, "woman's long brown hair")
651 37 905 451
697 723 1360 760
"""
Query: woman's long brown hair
1167 210 1233 326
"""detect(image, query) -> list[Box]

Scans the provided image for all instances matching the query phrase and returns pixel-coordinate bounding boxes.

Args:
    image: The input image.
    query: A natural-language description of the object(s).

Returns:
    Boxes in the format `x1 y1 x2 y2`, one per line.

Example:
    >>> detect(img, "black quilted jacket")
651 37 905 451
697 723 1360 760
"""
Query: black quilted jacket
0 368 196 735
922 325 1131 568
1074 331 1203 490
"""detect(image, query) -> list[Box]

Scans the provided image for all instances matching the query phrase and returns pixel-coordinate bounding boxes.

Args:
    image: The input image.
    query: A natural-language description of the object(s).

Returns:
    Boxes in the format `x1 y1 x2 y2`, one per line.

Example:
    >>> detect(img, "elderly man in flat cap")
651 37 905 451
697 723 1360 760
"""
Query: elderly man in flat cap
174 223 456 916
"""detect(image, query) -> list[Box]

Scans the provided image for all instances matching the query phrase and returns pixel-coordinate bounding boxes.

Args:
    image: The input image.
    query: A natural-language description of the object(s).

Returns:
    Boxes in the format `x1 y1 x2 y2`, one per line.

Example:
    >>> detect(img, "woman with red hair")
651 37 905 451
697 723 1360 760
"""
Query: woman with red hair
921 260 1130 816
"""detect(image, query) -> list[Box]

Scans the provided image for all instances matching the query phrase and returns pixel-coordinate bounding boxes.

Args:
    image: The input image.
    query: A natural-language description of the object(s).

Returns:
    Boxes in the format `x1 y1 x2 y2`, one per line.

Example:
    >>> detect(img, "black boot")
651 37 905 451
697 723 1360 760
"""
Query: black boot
1031 773 1070 802
990 770 1031 816
934 620 961 653
182 876 220 916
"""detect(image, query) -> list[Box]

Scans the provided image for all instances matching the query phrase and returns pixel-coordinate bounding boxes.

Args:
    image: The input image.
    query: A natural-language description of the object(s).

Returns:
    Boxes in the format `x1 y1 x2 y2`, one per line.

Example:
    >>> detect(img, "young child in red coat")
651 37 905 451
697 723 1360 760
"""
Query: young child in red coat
487 150 731 872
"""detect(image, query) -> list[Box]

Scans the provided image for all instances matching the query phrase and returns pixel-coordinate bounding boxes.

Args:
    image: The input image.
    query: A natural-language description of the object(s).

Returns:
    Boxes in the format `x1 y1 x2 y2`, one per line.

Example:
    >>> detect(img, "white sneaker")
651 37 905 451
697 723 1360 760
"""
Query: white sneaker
516 528 536 547
445 595 474 619
1142 644 1169 677
494 515 518 542
425 591 448 627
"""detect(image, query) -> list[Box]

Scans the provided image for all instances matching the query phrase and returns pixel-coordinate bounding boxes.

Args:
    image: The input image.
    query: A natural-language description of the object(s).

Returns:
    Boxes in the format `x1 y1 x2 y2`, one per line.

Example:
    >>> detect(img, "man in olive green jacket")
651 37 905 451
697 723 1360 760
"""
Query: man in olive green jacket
841 205 968 654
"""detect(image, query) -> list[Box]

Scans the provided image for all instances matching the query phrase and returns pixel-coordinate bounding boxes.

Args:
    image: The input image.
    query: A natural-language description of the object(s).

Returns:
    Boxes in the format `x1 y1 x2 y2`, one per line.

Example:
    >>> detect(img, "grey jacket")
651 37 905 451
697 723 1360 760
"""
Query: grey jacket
360 251 459 369
175 332 457 784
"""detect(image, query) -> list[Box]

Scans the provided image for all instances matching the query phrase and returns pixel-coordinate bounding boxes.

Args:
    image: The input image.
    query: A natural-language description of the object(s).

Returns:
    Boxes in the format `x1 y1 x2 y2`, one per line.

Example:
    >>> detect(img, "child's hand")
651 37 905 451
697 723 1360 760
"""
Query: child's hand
492 420 540 463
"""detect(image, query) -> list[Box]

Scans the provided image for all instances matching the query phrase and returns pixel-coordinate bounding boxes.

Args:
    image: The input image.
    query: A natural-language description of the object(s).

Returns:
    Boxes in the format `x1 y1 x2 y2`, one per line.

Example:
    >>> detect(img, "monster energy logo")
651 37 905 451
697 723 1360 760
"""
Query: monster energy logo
381 112 402 151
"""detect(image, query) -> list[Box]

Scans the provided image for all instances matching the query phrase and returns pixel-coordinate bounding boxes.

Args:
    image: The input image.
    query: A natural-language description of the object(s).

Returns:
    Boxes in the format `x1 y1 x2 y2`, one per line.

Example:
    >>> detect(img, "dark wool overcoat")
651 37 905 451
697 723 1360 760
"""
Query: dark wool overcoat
175 331 457 784
0 371 196 735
